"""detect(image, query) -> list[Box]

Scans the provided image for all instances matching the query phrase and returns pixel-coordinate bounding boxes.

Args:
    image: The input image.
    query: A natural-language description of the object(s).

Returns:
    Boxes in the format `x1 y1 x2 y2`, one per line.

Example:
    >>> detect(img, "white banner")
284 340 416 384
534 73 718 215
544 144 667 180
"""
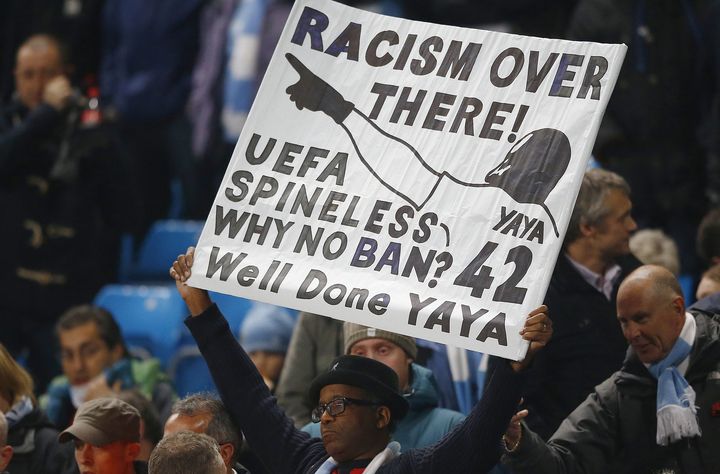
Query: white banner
189 0 626 360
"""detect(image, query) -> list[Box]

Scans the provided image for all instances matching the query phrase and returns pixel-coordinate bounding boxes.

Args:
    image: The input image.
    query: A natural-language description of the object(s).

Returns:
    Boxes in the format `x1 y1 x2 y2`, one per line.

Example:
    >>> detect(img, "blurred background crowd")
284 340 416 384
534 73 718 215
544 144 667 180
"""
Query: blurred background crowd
0 0 719 472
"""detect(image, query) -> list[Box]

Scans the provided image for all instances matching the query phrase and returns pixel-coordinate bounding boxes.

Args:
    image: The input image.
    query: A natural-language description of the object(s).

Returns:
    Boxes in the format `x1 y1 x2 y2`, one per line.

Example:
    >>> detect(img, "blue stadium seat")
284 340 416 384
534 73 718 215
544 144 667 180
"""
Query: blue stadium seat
94 284 187 367
119 220 204 282
679 273 696 306
178 292 254 345
168 345 217 397
211 292 255 336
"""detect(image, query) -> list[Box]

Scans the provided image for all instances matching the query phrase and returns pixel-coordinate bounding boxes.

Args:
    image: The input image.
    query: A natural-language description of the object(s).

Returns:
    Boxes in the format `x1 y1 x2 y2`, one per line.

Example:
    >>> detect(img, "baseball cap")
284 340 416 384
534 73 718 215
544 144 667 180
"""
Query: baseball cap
58 397 141 445
343 322 417 359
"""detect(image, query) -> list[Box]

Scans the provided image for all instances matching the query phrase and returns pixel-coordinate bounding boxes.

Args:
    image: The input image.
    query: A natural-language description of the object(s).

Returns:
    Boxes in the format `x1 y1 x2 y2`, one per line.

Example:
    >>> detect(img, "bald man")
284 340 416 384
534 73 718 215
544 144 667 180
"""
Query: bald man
503 265 720 474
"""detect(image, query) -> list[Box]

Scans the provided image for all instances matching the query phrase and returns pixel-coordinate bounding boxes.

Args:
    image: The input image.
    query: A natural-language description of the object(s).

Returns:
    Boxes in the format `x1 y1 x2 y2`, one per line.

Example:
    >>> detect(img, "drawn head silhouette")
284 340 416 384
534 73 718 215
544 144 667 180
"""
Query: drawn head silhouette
485 128 571 205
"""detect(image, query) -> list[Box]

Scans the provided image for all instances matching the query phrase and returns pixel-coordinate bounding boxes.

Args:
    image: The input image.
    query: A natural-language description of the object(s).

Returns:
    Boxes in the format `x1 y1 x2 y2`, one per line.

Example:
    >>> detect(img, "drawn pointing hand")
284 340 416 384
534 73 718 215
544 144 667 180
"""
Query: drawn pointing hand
285 52 354 124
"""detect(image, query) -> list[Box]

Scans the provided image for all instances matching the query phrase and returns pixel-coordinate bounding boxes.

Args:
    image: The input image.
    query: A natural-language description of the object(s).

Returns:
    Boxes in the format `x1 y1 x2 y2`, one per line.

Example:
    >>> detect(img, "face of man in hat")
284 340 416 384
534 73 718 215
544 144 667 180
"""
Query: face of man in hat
318 384 391 463
348 339 412 391
61 398 142 474
74 439 140 474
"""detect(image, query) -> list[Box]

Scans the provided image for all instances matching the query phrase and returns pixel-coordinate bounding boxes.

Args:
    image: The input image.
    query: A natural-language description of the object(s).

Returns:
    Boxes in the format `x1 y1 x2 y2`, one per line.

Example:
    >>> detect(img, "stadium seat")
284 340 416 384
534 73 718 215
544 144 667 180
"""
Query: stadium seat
94 284 187 367
679 273 696 306
119 220 204 282
178 292 255 345
168 345 217 397
211 292 255 336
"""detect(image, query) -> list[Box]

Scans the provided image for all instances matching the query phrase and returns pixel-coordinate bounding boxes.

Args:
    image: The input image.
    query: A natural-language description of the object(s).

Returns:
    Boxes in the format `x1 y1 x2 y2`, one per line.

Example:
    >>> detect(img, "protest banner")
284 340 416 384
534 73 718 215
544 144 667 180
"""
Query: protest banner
188 0 627 360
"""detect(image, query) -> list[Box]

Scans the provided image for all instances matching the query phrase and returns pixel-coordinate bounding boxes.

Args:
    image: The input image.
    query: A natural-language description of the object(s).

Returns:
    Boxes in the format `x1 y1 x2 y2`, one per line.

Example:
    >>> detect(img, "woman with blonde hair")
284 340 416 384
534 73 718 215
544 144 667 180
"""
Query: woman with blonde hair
0 344 72 473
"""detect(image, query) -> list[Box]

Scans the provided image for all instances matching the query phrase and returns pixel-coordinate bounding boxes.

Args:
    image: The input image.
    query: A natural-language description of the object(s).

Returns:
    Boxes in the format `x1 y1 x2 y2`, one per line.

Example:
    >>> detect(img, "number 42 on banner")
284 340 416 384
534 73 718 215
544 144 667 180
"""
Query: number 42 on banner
454 242 532 304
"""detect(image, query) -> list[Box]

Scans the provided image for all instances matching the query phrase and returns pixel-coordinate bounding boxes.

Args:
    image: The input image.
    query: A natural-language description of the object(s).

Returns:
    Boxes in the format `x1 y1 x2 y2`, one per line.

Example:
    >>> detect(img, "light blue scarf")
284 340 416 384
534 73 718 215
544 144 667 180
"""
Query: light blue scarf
647 313 700 446
5 396 33 428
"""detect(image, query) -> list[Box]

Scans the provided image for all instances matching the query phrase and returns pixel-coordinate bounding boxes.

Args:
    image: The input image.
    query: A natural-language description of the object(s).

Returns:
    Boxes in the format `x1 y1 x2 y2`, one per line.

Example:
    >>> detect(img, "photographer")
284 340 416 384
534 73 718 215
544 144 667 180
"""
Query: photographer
0 34 139 393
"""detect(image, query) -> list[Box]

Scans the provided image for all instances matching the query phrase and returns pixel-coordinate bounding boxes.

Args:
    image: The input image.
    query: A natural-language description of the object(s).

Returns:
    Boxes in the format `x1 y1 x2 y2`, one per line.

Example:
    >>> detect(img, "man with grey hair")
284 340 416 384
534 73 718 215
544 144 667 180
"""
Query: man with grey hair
0 412 13 473
149 431 225 474
164 393 250 474
489 168 641 440
629 229 681 276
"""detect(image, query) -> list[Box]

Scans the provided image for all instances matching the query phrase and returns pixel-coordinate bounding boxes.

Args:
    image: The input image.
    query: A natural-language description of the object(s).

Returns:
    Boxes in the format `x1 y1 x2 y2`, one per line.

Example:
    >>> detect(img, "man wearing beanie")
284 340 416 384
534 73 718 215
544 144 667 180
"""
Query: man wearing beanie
302 323 464 449
170 247 553 474
59 397 146 474
239 302 296 392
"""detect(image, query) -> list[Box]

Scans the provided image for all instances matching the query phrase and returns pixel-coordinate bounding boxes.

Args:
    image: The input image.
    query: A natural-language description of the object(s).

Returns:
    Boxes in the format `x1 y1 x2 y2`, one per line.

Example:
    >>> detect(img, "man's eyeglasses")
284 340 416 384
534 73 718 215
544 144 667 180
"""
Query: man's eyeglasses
311 397 380 423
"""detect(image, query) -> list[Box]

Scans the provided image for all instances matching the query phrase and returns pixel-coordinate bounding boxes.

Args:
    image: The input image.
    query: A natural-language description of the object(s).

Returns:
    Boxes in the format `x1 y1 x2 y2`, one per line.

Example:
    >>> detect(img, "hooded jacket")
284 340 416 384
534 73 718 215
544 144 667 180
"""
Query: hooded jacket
302 363 464 449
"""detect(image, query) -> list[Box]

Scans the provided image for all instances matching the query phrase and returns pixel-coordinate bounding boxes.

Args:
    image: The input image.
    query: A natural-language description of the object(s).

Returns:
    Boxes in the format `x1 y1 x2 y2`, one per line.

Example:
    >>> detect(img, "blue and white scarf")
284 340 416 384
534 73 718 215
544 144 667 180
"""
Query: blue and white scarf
647 313 700 446
314 441 400 474
5 396 33 428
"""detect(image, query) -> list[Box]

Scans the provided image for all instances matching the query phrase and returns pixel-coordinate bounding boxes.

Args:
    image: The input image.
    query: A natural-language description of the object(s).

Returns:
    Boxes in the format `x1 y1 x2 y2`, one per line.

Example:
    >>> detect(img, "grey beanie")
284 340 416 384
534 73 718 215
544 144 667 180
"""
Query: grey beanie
343 322 417 359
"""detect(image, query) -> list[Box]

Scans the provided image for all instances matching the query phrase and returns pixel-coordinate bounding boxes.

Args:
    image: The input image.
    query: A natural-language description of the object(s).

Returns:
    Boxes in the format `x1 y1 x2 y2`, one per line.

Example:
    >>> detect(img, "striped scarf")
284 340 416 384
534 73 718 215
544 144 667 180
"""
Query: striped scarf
314 441 401 474
647 313 700 446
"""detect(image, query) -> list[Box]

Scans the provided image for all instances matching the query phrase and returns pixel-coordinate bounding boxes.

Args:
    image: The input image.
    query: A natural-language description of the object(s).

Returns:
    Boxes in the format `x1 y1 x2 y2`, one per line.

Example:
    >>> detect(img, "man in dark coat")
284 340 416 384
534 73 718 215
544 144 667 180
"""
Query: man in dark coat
0 34 137 392
489 168 641 440
503 265 720 473
567 0 718 277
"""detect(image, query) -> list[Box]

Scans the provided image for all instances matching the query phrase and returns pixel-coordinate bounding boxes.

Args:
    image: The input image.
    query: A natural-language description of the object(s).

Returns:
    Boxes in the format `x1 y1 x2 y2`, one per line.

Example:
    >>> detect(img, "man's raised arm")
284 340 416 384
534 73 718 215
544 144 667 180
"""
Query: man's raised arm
169 248 327 474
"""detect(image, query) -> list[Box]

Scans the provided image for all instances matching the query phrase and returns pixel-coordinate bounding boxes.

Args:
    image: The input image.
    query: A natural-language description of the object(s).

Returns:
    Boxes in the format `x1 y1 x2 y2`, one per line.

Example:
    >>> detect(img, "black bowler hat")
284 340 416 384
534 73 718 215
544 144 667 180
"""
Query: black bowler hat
309 355 409 420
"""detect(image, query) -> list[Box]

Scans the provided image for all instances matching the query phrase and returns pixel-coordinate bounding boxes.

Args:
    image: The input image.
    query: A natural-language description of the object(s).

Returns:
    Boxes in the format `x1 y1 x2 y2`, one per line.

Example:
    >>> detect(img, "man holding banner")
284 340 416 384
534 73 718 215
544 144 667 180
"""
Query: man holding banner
169 247 552 473
177 0 628 471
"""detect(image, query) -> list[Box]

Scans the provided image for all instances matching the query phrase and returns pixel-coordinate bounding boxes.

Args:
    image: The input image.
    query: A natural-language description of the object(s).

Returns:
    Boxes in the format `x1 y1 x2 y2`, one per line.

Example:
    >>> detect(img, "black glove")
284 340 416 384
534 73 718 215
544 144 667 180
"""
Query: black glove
285 53 354 124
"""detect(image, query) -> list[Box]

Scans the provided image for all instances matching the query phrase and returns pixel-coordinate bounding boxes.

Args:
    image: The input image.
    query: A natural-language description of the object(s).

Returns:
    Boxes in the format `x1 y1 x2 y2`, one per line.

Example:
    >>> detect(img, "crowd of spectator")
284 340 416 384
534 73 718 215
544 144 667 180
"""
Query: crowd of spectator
0 0 719 473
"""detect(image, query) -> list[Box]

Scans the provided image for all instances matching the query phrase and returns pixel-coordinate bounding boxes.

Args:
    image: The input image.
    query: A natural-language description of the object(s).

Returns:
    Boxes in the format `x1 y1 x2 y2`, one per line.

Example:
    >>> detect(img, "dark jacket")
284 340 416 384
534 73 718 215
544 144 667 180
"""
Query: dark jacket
6 406 72 474
187 304 526 474
489 253 640 439
566 0 715 224
690 293 720 314
100 0 203 122
0 99 137 321
505 310 720 474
